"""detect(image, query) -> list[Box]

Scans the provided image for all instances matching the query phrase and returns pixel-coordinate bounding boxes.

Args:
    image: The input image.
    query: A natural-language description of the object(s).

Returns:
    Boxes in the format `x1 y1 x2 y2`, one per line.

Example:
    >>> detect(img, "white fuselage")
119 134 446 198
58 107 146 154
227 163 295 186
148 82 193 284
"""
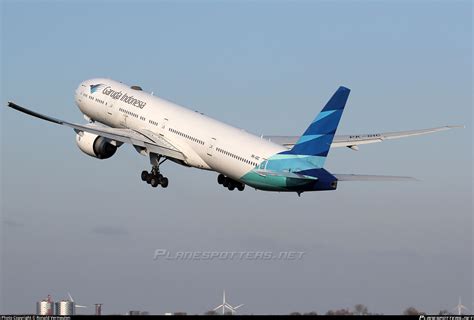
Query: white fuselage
75 78 287 182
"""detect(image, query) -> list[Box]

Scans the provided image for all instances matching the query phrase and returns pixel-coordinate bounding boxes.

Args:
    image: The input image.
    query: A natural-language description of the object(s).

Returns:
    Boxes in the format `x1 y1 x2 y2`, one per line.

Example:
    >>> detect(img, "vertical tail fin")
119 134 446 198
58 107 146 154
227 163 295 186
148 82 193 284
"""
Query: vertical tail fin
289 86 350 167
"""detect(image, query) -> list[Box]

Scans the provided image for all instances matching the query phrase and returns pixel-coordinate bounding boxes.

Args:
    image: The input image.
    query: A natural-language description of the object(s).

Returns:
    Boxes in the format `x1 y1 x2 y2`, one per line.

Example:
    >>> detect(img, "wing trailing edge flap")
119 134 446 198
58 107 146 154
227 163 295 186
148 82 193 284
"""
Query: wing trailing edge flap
75 126 186 161
134 129 185 160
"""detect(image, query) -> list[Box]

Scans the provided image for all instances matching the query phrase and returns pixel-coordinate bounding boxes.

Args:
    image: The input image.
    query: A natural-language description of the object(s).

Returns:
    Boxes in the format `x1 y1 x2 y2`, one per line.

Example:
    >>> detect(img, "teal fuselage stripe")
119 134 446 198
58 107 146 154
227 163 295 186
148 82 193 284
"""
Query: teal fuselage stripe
239 153 325 191
240 171 314 191
265 155 326 171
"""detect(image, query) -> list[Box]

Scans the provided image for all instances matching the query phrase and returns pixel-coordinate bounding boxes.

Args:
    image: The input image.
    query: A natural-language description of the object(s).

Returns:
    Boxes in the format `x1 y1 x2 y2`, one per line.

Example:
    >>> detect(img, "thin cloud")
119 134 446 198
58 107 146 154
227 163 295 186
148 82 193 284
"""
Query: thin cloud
91 226 129 236
2 219 25 228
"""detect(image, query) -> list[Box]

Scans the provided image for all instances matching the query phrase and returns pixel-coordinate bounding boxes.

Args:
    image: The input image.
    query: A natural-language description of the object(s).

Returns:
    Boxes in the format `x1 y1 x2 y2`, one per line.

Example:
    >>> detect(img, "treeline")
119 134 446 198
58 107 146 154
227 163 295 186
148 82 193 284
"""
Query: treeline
291 305 450 315
205 304 452 315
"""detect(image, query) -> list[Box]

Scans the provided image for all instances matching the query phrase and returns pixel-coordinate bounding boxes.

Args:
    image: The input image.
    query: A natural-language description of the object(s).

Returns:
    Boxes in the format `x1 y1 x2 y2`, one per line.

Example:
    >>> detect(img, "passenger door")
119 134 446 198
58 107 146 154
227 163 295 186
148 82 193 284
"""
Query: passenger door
207 137 216 157
106 100 113 117
119 111 128 128
160 118 169 136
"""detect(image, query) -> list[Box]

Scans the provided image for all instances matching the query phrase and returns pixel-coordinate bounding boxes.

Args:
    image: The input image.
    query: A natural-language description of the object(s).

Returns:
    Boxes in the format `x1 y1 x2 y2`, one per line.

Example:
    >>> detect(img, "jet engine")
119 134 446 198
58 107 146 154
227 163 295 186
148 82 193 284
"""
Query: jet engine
76 131 117 159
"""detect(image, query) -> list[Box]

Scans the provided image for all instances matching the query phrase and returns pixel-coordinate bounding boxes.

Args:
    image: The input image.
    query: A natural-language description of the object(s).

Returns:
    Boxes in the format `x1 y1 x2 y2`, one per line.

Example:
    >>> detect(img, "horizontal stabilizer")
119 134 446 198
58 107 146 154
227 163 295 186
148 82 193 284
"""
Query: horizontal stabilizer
334 174 417 181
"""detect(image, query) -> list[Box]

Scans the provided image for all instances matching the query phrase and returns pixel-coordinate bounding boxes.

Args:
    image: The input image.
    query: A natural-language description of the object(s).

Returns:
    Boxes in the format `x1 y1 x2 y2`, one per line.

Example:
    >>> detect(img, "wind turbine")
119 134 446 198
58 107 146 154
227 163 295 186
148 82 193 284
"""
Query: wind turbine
67 292 87 314
453 296 469 315
212 291 244 315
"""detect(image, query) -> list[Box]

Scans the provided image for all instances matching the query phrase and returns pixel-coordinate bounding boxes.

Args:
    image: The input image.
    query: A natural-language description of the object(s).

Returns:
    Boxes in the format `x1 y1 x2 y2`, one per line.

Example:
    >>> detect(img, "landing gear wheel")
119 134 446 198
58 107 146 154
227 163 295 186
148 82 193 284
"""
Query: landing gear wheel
141 171 149 181
160 177 169 188
150 176 160 188
146 174 152 184
223 178 229 187
237 184 245 191
217 174 226 185
228 183 235 191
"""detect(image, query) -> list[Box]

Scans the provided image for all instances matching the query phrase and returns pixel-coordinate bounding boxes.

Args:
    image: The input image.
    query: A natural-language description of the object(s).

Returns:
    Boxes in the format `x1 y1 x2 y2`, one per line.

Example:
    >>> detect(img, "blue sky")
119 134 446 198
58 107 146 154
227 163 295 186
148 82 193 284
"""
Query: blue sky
1 0 472 315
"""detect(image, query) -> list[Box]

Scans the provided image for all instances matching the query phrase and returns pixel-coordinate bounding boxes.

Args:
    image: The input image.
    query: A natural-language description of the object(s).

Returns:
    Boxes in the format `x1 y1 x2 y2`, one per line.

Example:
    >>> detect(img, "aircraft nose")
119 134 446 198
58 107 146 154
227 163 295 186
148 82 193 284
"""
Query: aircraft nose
77 80 88 92
75 81 87 107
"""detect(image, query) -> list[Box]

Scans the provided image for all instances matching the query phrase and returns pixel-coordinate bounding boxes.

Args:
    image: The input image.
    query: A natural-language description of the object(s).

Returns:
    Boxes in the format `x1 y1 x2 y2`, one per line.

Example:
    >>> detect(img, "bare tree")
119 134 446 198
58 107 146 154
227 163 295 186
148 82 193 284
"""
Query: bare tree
303 311 318 315
438 309 449 315
204 310 218 315
289 312 302 315
403 307 423 315
326 308 353 315
354 304 369 315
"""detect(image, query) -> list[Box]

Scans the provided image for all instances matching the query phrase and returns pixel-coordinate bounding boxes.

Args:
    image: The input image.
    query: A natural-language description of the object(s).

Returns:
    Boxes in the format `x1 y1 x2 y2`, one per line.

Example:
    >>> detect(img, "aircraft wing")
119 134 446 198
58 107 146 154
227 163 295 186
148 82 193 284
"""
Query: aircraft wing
264 125 463 150
6 102 186 161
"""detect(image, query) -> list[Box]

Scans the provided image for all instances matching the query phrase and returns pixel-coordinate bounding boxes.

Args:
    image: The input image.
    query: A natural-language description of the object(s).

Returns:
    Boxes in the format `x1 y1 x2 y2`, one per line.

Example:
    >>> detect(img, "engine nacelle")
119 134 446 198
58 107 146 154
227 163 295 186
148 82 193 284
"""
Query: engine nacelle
76 132 117 159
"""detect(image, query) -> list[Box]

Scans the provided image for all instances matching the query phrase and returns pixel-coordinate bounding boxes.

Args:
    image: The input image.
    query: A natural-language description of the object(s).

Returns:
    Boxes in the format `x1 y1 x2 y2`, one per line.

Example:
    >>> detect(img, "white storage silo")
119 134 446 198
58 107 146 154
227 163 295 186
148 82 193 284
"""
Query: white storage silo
55 300 75 315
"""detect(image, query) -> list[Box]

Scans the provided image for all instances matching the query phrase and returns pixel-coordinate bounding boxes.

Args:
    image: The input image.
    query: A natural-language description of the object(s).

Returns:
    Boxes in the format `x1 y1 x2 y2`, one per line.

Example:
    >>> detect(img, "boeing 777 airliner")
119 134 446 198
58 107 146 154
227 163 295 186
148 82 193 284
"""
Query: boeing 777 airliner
6 78 461 195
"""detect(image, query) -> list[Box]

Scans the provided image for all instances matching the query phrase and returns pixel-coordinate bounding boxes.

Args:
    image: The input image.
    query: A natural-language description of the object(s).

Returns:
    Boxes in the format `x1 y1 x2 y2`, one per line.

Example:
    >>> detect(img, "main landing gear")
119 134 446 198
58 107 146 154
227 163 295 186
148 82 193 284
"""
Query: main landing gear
141 169 168 188
141 153 169 188
217 174 245 191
